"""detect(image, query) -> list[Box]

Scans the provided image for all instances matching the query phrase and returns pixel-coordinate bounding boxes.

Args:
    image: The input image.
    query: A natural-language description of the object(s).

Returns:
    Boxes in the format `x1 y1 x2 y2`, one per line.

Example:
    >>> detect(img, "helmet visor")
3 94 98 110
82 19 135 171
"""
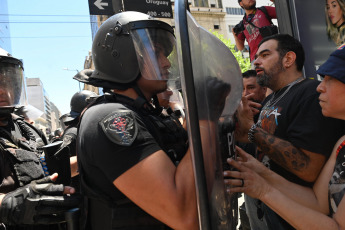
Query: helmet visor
131 28 181 90
0 63 27 108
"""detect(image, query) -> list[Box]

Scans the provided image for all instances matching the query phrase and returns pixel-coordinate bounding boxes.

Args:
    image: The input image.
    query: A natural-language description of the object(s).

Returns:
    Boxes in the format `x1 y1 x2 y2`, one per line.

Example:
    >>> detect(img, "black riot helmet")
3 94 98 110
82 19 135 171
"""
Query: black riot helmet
90 11 181 90
70 90 97 116
0 48 27 115
61 90 97 124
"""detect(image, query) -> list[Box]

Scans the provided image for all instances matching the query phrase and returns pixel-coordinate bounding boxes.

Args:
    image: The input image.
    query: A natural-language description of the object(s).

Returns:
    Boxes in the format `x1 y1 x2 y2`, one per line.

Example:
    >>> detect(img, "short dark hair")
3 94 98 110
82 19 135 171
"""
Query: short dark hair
258 34 305 72
242 70 257 78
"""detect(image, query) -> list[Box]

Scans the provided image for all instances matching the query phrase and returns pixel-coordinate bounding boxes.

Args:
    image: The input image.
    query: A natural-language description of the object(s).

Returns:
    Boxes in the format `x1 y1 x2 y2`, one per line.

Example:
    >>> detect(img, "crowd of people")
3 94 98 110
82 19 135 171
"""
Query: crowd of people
1 1 345 229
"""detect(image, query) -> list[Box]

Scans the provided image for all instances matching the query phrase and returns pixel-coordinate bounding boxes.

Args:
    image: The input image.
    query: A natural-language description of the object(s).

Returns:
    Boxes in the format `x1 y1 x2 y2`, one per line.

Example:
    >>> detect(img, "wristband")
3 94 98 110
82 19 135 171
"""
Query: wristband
248 123 259 143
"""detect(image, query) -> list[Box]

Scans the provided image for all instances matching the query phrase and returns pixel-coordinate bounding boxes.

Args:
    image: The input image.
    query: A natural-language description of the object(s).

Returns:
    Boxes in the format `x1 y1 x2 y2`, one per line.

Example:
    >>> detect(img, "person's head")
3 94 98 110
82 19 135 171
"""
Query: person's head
254 34 305 90
238 0 256 10
325 0 345 45
54 128 63 137
0 48 26 116
326 0 345 27
61 90 97 124
90 11 179 99
242 70 267 103
316 44 345 120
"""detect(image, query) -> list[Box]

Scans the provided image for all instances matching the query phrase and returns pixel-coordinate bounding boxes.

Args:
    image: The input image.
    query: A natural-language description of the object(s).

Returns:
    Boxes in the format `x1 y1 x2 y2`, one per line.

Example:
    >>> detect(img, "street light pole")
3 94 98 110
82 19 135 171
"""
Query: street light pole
62 68 81 91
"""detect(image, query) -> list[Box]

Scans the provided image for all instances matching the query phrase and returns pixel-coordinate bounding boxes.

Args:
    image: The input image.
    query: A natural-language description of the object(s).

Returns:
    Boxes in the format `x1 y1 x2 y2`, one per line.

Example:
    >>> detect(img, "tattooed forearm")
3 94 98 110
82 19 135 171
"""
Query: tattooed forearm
255 127 309 172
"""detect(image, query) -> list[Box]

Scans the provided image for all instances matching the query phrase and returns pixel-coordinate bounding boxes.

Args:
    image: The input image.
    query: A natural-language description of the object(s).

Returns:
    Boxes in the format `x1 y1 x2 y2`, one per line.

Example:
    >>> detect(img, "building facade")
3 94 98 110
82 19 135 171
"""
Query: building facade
50 102 62 133
85 0 276 71
26 78 53 134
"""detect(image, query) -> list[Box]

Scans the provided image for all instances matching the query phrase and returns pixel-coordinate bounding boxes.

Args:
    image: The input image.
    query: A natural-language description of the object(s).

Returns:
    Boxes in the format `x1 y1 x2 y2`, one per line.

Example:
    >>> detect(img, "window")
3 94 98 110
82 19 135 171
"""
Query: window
229 25 234 33
194 0 209 7
217 0 222 8
226 7 245 15
214 25 220 29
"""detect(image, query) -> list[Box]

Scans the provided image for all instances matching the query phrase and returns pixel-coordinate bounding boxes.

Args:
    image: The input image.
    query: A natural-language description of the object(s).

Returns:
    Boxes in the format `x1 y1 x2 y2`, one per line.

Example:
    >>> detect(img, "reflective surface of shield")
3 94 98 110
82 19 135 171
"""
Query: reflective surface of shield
175 0 243 229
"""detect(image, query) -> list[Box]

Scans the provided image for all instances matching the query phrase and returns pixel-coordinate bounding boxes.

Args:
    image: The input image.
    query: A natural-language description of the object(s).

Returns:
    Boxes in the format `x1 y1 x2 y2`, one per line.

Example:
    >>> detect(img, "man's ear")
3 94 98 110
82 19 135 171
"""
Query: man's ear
283 51 297 69
239 1 244 8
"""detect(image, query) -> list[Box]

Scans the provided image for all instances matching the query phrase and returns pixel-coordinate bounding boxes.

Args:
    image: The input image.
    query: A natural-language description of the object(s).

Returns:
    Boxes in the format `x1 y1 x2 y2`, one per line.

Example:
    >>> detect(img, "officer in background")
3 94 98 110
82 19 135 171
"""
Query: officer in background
0 48 80 229
74 11 230 229
58 89 98 187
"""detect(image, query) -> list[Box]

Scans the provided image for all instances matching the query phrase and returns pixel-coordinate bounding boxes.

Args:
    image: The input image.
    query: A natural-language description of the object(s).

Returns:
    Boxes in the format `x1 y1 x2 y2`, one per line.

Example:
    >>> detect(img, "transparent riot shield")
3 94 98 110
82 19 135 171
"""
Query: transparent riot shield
174 0 243 229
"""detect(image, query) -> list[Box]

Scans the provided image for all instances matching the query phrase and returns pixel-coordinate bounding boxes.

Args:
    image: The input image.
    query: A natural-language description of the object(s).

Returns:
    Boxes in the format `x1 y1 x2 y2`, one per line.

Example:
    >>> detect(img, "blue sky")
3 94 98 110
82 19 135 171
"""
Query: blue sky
7 0 93 115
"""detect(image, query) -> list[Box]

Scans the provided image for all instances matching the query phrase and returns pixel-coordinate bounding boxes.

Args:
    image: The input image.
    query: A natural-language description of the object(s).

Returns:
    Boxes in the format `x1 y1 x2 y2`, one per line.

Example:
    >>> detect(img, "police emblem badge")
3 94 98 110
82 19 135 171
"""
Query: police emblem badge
100 110 137 146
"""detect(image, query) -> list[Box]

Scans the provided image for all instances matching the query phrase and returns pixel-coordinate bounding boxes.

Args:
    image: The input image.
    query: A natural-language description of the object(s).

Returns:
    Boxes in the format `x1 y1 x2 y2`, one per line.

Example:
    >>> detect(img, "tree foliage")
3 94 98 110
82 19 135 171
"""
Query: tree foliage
211 31 251 73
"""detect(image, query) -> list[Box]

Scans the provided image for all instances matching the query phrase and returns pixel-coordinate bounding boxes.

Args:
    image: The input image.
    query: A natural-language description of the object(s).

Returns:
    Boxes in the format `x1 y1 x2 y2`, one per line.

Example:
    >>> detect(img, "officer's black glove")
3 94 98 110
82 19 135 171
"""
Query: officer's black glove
198 76 231 121
73 69 94 82
0 176 81 226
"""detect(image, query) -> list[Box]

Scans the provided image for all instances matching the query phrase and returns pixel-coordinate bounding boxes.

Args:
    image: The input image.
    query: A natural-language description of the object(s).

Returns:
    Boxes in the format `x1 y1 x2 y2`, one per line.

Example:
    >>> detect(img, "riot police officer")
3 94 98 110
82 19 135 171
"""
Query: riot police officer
57 89 98 186
74 11 230 230
0 48 80 229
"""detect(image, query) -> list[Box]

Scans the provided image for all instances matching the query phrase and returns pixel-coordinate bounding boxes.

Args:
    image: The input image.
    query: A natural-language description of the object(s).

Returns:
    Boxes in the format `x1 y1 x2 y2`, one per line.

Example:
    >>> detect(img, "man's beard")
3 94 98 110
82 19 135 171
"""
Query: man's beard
256 60 284 89
257 73 269 87
243 2 256 10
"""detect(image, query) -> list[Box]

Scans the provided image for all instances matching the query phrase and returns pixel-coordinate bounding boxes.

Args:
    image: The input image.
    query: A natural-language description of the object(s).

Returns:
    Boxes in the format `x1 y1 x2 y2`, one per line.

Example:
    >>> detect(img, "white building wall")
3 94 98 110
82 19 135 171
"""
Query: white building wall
26 78 52 131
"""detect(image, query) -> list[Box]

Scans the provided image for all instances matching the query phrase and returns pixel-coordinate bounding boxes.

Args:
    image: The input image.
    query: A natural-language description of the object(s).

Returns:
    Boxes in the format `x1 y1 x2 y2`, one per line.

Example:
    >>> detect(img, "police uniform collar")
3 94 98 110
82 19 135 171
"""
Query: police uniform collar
104 92 151 112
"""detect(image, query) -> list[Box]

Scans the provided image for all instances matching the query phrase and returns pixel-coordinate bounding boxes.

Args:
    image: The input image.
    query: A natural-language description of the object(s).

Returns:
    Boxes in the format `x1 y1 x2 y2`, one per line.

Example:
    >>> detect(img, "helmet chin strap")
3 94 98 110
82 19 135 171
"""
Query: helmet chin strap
151 95 163 115
133 85 162 115
0 106 15 118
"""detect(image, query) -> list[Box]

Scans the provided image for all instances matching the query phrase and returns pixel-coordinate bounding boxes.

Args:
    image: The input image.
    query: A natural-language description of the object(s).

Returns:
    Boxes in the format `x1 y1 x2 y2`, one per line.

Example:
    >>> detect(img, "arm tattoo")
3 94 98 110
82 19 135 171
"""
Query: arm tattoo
255 127 309 172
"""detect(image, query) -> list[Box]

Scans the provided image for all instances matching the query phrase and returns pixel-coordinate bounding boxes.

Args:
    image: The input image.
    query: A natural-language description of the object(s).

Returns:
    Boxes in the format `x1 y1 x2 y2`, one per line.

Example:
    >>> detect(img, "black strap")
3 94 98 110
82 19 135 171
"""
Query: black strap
11 114 48 146
258 6 273 24
0 126 22 149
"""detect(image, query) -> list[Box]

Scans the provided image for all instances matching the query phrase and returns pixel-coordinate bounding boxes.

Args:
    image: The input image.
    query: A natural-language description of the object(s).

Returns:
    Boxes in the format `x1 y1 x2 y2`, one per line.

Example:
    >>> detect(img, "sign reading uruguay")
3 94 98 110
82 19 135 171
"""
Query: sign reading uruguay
88 0 173 18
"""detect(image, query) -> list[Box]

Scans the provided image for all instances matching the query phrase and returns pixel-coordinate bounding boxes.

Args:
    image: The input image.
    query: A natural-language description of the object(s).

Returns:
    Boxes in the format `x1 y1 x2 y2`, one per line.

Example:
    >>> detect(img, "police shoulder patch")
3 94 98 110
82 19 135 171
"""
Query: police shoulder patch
100 110 138 146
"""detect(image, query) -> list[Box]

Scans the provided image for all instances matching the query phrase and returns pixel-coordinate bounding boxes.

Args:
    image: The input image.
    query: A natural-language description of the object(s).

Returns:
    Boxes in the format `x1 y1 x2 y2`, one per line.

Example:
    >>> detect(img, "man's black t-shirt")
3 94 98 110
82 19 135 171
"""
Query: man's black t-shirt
258 79 345 186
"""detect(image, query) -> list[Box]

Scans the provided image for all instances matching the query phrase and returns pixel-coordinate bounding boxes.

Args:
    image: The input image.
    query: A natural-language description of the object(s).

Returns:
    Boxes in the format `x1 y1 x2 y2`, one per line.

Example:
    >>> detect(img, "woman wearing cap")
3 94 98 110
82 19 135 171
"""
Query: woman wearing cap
326 0 345 45
224 45 345 229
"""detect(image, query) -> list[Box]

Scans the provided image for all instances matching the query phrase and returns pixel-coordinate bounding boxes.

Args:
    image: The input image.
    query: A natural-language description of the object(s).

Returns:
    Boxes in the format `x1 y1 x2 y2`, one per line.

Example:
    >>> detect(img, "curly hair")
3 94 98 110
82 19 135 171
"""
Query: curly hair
325 0 345 45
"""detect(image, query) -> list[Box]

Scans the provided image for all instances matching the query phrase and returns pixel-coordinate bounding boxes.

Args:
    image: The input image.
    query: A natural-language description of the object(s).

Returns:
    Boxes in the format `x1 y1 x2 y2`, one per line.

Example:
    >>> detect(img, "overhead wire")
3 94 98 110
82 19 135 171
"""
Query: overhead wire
0 13 98 23
0 13 97 39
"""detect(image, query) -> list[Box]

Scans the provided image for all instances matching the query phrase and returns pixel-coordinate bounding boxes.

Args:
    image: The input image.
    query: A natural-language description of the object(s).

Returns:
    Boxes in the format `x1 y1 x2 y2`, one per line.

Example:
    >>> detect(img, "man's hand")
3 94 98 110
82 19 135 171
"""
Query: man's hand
233 146 270 177
223 154 272 200
0 174 81 225
234 95 259 142
245 93 262 115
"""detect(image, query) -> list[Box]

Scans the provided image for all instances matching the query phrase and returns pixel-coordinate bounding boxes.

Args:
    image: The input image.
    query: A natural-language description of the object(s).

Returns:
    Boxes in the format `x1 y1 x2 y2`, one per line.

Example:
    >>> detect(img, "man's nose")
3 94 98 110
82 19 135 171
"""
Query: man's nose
162 56 171 69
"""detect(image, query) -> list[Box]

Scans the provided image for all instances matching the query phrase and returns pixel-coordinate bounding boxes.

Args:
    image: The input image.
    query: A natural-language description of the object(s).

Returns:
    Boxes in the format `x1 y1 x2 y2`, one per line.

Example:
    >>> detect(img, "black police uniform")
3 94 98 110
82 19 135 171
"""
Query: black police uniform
0 114 68 230
78 93 188 230
0 114 47 191
59 119 79 188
